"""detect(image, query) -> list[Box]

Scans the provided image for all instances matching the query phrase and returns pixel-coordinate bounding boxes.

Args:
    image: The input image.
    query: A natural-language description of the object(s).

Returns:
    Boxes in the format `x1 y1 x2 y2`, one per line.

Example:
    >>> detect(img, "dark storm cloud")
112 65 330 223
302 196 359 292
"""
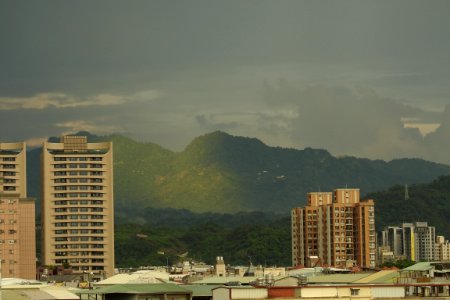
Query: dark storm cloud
1 0 450 163
260 81 441 161
3 0 450 97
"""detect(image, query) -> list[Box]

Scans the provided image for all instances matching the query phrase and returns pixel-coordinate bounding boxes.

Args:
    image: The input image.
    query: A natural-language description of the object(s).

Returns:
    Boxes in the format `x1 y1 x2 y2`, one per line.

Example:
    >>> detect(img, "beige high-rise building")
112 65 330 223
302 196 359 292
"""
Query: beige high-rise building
0 142 36 280
41 136 114 277
291 188 376 269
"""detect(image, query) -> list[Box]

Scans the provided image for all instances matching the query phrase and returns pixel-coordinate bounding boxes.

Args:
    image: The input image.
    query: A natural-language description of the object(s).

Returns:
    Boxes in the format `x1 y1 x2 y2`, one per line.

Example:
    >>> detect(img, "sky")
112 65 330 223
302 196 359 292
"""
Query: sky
1 0 450 164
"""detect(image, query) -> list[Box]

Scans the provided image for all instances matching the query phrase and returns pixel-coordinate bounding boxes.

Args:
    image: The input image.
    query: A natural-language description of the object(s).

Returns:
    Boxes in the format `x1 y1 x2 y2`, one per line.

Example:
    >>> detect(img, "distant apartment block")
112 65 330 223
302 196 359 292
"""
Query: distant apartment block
415 222 436 261
41 136 114 277
381 222 437 262
0 141 36 280
291 188 376 269
435 236 450 261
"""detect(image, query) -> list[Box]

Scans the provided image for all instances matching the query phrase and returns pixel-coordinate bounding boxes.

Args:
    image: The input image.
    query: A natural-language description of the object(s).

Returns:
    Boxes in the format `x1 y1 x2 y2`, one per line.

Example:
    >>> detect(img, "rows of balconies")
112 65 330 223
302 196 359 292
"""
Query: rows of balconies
54 186 104 191
65 259 104 265
55 214 104 220
2 178 16 184
1 157 16 161
53 200 104 207
1 171 17 177
55 246 105 252
0 164 16 169
54 222 105 228
54 208 105 214
53 157 103 162
54 177 103 183
54 206 101 211
53 163 104 169
55 243 105 249
53 192 104 198
54 238 106 244
55 251 105 257
53 171 104 177
2 186 16 191
57 239 106 244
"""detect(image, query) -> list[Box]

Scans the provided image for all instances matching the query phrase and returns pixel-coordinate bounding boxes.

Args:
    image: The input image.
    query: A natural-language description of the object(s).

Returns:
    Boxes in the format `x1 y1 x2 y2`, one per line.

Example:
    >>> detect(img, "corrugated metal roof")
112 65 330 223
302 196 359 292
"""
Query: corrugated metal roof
370 271 400 284
1 277 44 286
41 287 80 299
182 284 222 296
402 262 432 271
192 276 258 285
353 270 398 284
306 273 369 283
77 283 192 295
1 290 30 300
95 270 170 285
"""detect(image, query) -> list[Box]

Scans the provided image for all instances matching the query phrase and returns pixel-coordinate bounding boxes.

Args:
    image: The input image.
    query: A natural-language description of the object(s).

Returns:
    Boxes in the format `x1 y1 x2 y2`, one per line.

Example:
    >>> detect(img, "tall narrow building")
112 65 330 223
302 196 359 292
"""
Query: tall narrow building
0 142 36 279
291 188 376 269
41 136 114 277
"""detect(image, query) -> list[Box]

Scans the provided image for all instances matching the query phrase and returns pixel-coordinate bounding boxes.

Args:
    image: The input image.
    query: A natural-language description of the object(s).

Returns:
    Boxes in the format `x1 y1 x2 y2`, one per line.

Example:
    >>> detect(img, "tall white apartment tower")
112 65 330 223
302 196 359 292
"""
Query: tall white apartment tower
41 136 114 277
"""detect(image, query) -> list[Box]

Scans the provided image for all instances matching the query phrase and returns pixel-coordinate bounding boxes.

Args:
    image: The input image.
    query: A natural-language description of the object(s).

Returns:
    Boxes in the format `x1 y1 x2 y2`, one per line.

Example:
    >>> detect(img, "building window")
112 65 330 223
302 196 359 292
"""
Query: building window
351 289 360 296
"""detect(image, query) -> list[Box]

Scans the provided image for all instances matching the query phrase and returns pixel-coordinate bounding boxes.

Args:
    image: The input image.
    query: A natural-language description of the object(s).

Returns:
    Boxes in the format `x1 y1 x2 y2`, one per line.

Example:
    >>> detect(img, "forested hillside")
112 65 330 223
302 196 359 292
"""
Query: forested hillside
27 131 450 216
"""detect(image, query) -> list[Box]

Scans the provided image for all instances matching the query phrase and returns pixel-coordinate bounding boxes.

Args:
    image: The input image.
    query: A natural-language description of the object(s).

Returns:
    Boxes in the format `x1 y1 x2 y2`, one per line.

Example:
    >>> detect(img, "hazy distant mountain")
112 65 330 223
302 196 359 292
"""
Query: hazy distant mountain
27 131 450 216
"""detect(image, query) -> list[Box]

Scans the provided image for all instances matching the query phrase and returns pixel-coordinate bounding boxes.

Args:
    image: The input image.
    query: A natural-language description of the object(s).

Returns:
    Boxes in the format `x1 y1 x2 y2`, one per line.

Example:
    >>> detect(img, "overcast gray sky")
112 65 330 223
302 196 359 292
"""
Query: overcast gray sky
1 0 450 164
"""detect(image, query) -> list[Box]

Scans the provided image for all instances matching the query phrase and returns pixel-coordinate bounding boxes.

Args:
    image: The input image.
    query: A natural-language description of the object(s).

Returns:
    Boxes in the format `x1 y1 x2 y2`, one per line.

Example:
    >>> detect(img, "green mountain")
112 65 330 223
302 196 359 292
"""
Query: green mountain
27 131 450 216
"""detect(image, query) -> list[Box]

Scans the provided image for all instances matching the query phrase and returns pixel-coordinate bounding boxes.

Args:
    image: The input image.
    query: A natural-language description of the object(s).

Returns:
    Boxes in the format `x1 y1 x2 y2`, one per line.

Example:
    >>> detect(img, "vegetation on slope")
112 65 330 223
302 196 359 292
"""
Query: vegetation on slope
114 210 291 267
27 131 450 215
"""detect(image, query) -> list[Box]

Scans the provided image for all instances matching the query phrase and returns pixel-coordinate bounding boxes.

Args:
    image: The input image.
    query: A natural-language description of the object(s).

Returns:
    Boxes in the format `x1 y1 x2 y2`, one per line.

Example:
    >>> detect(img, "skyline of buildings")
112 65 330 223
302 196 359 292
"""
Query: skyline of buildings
380 222 450 263
1 135 450 281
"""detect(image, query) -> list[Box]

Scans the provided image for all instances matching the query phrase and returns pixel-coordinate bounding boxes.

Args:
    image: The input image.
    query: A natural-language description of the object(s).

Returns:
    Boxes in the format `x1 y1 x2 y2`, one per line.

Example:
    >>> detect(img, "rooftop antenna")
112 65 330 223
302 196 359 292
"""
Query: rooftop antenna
404 184 409 201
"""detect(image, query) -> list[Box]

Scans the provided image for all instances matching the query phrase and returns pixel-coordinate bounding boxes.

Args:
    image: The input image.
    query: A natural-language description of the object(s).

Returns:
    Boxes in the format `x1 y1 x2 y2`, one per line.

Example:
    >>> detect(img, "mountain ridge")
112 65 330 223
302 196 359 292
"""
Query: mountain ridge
26 131 450 215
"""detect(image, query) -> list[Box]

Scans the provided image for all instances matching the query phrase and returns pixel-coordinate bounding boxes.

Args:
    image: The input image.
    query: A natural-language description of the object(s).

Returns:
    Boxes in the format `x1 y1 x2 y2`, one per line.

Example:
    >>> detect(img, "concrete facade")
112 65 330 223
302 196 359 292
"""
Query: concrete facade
0 193 36 279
